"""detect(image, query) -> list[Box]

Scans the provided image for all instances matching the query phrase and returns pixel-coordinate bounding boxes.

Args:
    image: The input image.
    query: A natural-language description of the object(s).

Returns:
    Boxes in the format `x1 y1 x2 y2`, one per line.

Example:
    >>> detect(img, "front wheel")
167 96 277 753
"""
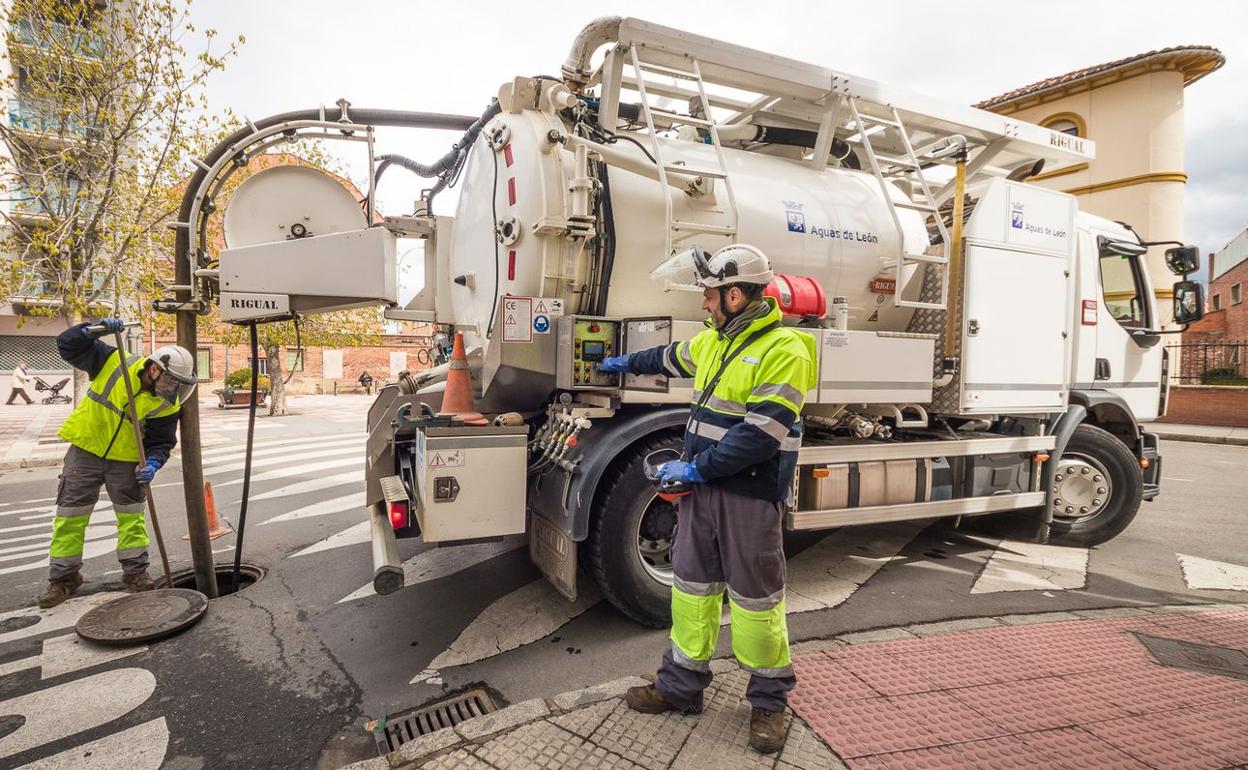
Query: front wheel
586 434 681 628
1048 424 1142 546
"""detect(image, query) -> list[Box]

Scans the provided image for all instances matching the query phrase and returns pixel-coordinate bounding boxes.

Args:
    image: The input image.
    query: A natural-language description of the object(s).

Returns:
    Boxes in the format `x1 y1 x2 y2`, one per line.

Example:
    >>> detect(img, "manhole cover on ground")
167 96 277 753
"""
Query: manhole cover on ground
76 588 208 645
373 687 498 755
1134 633 1248 682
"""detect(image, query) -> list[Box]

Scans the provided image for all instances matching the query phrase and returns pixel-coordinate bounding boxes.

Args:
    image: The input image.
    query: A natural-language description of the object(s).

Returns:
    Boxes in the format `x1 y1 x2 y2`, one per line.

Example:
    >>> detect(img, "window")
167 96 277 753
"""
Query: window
1098 250 1150 329
195 348 211 382
248 357 269 375
1212 293 1222 311
1233 283 1243 306
1041 112 1086 138
285 348 305 371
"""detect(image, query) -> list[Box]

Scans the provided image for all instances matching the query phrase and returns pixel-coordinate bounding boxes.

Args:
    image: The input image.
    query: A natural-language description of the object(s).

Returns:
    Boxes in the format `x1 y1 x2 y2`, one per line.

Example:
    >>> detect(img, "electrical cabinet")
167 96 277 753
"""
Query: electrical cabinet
556 316 621 390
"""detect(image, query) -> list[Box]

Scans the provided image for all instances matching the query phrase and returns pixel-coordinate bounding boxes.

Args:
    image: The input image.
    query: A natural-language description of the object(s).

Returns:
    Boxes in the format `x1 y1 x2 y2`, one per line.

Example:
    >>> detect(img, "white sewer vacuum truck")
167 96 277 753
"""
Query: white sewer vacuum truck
171 18 1206 625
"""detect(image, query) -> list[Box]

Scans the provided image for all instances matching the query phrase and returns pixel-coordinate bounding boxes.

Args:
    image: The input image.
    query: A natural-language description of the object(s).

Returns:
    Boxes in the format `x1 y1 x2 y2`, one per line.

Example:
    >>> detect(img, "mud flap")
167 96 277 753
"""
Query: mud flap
530 514 577 602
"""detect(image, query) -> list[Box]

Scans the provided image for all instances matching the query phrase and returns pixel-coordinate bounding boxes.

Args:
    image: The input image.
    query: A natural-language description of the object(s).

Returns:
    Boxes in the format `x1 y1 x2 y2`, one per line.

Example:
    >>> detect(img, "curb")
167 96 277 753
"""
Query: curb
1154 432 1248 447
343 601 1245 769
0 458 61 471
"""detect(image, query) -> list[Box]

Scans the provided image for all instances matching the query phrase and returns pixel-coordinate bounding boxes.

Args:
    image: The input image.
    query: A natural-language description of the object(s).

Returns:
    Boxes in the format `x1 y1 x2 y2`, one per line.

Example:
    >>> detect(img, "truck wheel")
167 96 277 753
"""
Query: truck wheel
586 434 680 628
1048 424 1142 547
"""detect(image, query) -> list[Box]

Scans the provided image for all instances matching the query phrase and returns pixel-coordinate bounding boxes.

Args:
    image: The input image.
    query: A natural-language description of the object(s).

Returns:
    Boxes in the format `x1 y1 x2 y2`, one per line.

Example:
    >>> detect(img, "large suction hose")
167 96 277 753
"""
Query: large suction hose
373 101 504 188
561 16 623 90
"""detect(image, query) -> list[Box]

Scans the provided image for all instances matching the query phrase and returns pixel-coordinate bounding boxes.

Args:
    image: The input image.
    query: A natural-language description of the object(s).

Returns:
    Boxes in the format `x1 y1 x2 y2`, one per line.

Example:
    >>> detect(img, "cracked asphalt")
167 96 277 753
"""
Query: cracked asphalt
0 416 1243 768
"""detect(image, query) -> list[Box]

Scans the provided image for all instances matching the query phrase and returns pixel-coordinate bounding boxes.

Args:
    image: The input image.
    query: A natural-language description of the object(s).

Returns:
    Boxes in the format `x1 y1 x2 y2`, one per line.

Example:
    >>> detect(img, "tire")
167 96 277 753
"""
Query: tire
1047 424 1142 547
586 432 682 628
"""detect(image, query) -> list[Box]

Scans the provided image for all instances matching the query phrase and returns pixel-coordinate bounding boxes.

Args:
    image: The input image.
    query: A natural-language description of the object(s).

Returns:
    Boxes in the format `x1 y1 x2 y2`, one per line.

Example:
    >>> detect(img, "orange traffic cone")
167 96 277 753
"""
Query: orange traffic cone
439 332 487 426
183 481 232 540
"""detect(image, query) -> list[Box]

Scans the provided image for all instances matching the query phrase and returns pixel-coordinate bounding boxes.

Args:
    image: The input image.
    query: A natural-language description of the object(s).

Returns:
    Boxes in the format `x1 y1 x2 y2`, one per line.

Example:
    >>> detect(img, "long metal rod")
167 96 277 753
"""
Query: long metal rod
786 491 1047 531
796 435 1054 465
110 331 173 587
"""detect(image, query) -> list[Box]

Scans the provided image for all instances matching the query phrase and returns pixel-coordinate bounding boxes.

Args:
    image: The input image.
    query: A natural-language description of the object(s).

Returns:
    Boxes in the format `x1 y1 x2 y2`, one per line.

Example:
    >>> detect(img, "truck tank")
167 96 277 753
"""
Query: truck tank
447 103 933 383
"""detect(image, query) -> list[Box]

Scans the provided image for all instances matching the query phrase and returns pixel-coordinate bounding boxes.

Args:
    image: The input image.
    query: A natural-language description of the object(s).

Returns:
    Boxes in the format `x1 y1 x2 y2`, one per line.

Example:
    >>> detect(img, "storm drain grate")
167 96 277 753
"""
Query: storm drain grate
1133 633 1248 682
373 687 498 754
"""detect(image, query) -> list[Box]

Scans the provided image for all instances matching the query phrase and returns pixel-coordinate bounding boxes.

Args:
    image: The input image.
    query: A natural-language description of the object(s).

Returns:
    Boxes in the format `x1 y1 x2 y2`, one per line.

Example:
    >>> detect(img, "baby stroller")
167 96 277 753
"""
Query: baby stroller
34 376 71 404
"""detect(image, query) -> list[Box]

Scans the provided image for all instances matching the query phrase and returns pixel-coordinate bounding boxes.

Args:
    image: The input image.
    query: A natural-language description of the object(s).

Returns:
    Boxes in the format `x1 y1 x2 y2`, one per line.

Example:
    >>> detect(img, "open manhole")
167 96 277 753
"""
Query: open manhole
373 687 498 755
159 563 265 597
1134 633 1248 682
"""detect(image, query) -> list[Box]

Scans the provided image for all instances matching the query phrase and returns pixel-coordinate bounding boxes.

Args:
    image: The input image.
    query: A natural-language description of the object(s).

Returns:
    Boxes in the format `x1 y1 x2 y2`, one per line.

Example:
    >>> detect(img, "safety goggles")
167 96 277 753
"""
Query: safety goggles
152 368 197 404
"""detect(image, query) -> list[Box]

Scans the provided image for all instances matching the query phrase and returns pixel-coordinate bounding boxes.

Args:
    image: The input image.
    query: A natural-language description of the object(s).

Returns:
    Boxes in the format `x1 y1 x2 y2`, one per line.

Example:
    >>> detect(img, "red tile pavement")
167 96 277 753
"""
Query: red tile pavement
793 608 1248 769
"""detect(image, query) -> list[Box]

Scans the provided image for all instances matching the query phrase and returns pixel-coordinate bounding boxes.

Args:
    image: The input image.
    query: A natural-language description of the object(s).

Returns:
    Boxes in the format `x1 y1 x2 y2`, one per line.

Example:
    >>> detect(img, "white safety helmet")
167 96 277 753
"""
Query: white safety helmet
148 344 197 402
650 243 774 291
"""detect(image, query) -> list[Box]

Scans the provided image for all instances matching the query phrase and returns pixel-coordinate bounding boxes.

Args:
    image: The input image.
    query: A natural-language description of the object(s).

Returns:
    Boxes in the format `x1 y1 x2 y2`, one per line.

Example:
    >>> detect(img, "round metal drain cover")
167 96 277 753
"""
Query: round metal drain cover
76 589 208 645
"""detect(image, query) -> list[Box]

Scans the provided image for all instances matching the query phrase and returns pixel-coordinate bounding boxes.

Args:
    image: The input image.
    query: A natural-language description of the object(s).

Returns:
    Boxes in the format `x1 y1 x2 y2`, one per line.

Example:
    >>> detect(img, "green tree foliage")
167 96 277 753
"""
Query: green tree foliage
0 0 241 399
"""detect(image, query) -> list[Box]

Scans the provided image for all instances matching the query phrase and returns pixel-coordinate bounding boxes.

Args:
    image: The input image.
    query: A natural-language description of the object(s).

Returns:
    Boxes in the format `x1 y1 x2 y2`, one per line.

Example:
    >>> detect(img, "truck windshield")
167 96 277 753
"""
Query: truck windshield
1098 253 1150 329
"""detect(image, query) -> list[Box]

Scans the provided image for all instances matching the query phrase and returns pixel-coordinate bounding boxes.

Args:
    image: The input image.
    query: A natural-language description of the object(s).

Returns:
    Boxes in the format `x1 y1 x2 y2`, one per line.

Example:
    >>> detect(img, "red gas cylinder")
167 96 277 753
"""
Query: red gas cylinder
764 274 827 318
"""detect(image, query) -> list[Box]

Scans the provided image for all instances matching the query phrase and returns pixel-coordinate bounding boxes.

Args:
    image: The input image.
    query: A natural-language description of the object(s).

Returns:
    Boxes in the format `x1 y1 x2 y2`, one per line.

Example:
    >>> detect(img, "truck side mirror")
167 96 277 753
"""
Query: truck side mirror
1173 280 1205 325
1165 245 1200 276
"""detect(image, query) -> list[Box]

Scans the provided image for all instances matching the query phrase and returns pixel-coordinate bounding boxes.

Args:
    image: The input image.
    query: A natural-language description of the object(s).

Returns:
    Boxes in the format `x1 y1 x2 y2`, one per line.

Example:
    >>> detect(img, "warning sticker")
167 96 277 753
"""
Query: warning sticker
825 331 849 348
428 449 464 468
532 297 565 317
867 310 879 323
503 297 533 342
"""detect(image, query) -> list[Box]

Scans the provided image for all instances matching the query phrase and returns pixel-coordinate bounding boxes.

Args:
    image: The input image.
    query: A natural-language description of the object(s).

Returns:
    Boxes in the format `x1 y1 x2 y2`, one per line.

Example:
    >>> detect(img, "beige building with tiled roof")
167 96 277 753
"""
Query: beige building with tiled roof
977 46 1225 327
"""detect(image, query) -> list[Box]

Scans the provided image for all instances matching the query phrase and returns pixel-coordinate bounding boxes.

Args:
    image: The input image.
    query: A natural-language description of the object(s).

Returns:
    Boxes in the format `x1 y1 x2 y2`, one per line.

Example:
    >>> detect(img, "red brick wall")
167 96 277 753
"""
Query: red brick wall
155 331 436 395
1159 385 1248 427
1188 259 1248 342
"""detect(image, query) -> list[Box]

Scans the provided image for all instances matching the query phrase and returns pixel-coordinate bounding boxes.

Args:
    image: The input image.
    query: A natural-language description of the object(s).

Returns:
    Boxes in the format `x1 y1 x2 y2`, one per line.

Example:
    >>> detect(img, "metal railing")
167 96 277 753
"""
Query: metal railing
1165 341 1248 385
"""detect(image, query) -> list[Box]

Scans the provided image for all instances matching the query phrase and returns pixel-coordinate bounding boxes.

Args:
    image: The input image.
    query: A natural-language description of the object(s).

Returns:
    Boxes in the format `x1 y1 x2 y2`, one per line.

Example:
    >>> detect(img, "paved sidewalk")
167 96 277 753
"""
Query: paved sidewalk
1147 421 1248 446
0 402 72 468
345 604 1248 769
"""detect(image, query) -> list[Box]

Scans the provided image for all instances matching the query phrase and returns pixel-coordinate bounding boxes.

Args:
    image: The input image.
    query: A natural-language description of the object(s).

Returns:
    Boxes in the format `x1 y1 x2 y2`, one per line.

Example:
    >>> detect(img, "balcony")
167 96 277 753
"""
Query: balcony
8 18 104 59
7 99 90 140
6 177 83 222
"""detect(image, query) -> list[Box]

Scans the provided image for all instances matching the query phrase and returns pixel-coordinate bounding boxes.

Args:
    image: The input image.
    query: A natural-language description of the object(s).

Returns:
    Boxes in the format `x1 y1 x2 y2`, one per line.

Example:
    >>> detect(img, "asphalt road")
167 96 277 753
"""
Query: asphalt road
0 405 1244 769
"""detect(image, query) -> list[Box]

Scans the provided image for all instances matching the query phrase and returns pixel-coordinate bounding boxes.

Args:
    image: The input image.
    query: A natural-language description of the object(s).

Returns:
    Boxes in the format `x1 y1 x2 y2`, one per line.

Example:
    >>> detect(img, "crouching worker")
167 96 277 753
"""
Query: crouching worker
38 318 197 608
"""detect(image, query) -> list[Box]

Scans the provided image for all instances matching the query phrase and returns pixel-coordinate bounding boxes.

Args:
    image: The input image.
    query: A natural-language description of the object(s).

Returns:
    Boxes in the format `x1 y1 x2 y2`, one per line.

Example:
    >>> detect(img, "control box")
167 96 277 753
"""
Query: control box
556 315 621 390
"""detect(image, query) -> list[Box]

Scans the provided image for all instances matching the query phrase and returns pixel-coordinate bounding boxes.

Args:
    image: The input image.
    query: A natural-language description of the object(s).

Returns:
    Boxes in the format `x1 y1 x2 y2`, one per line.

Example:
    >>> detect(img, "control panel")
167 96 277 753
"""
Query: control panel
556 315 621 390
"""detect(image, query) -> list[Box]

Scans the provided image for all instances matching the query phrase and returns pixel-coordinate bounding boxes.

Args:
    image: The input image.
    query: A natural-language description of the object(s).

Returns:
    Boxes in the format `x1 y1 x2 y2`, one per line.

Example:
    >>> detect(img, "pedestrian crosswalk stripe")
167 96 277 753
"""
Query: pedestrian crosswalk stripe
198 434 361 460
248 472 360 502
258 493 362 525
784 521 927 615
1177 553 1248 591
338 536 526 604
290 521 371 558
203 444 362 475
969 538 1088 593
411 578 601 685
211 457 360 488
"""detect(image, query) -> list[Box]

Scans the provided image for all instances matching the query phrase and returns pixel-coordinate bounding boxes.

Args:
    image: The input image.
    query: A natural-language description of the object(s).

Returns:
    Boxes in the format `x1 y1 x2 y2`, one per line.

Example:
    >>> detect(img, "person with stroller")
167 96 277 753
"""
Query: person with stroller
6 360 33 405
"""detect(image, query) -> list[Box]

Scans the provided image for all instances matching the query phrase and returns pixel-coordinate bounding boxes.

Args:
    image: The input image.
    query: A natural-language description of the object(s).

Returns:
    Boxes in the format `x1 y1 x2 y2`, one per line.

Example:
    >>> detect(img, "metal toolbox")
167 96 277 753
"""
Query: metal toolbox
414 425 528 542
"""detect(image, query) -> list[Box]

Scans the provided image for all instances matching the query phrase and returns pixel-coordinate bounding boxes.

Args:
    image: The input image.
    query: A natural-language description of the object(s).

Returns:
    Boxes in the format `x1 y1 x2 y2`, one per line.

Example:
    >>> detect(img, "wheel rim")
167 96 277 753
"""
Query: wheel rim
635 492 675 586
1051 452 1113 525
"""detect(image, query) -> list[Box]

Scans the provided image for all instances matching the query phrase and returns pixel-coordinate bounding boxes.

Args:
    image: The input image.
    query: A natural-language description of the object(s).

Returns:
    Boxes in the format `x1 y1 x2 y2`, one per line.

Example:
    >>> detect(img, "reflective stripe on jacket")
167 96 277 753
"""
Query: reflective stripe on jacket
58 351 180 462
631 297 817 501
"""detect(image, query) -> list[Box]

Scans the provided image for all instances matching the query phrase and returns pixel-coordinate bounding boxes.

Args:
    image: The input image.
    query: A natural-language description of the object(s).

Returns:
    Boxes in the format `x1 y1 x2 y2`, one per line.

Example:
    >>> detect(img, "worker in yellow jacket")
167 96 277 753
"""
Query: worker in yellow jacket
39 319 196 608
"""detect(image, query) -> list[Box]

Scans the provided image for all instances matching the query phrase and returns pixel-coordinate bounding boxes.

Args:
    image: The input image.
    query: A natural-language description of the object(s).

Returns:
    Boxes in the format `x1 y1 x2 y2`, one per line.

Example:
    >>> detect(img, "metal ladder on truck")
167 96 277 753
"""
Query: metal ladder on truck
846 97 950 312
627 45 739 258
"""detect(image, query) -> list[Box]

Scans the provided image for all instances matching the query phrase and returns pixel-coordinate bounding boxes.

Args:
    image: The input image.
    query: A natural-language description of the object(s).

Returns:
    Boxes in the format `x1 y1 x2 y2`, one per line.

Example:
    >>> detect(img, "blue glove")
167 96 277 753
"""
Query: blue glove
135 457 163 485
597 354 632 373
657 460 703 485
85 318 125 337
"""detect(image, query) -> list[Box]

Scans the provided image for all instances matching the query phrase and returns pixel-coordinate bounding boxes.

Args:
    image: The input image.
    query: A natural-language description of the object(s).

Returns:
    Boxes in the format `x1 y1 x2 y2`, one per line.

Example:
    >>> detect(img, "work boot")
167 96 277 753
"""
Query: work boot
748 707 787 754
625 684 683 714
122 571 156 593
38 573 83 609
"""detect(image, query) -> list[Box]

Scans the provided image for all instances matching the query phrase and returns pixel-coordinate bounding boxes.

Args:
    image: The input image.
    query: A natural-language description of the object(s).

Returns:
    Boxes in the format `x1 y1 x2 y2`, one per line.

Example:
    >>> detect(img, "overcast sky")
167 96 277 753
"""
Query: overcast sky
190 0 1246 280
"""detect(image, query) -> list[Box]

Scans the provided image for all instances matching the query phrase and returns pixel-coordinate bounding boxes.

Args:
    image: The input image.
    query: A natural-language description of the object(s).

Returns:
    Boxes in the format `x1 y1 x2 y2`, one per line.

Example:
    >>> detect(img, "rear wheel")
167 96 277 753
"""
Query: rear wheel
586 433 681 628
1048 424 1142 546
